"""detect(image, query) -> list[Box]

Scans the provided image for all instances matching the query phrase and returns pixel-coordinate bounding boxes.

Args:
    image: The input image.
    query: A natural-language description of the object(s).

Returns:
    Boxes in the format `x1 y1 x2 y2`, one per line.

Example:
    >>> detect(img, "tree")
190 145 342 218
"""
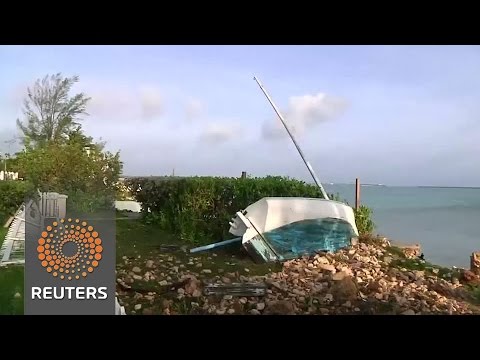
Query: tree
16 73 91 148
17 141 123 212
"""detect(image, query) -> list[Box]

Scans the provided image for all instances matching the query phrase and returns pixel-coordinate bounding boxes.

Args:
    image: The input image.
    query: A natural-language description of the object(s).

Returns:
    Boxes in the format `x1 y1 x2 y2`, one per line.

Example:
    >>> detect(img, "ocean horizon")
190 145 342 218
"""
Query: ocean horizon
322 183 480 269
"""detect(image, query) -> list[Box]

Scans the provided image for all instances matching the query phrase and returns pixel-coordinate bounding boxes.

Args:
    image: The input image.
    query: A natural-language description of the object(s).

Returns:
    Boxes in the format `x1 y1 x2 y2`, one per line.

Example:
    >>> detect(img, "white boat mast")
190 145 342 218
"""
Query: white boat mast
253 76 329 200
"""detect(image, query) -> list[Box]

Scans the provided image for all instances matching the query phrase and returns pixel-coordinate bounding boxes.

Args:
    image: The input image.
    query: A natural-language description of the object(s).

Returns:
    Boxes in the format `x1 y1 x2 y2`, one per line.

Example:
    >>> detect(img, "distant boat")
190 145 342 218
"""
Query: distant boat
361 183 386 187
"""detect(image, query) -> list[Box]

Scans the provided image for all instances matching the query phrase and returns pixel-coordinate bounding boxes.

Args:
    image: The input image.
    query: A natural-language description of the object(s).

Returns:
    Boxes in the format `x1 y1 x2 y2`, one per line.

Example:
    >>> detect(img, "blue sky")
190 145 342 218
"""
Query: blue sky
1 45 480 186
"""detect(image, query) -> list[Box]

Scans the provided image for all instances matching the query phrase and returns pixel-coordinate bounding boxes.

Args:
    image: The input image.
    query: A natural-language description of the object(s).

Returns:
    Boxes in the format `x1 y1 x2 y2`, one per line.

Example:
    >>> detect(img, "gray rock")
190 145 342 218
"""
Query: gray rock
13 292 21 299
201 269 212 274
324 293 334 302
192 289 202 298
401 309 416 315
332 271 347 281
256 302 266 311
132 266 141 273
250 309 261 315
133 274 142 280
227 308 235 314
195 263 203 268
134 304 142 311
145 260 154 268
383 256 393 265
292 289 306 296
319 264 336 273
216 308 226 315
330 277 358 302
177 288 185 295
159 280 168 286
413 270 425 279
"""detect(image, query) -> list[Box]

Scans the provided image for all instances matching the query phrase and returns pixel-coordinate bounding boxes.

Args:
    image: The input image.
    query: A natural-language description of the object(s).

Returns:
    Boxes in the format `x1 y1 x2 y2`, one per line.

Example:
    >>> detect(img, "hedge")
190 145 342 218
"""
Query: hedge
126 176 324 245
0 181 35 220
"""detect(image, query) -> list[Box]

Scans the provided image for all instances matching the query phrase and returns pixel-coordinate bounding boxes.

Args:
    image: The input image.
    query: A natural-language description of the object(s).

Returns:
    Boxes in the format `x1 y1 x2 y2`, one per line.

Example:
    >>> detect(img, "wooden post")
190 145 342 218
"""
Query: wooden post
355 178 360 210
241 171 247 179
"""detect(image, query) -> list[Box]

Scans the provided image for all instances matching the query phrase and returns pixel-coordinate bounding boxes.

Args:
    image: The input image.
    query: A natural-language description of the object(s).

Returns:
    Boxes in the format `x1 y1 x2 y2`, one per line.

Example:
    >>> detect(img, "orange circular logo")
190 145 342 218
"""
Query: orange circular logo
36 218 103 280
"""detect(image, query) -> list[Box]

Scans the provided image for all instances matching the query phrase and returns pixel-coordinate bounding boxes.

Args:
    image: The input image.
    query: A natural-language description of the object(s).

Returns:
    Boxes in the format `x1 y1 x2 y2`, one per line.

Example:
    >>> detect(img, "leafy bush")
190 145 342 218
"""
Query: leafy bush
127 176 323 244
0 181 35 219
353 205 375 235
67 189 115 214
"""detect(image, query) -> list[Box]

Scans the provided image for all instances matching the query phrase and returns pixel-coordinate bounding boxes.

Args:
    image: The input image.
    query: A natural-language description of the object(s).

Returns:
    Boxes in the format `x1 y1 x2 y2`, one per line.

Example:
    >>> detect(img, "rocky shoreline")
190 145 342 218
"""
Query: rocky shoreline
115 236 480 315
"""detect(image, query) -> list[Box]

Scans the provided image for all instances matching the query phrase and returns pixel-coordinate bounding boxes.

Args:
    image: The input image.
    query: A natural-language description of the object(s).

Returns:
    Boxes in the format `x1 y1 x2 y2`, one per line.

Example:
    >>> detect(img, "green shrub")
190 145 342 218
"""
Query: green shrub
67 189 115 214
0 181 35 219
353 205 375 235
128 178 375 244
127 176 323 245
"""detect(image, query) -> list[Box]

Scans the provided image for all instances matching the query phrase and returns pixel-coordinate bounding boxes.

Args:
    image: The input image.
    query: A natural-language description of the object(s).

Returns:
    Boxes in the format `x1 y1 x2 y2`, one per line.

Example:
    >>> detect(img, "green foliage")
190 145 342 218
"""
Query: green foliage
17 141 121 193
354 205 375 235
471 286 480 304
0 266 24 315
16 73 91 148
127 176 323 245
67 189 115 213
0 181 35 218
16 139 121 214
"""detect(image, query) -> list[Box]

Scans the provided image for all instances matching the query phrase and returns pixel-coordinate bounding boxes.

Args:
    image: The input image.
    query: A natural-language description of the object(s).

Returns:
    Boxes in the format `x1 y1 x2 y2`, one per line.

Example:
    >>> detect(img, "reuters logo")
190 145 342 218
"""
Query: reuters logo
37 218 103 280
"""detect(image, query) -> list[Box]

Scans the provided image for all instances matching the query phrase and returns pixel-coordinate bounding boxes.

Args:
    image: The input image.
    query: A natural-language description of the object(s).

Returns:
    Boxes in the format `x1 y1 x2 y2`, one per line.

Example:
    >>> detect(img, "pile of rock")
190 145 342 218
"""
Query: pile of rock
116 238 480 315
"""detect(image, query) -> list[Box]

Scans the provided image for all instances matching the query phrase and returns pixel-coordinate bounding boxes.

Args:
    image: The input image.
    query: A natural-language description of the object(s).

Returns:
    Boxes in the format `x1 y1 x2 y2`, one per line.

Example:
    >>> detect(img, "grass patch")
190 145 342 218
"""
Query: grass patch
116 217 280 277
0 265 24 315
116 217 281 314
0 211 8 248
0 227 6 248
387 249 458 280
470 286 480 304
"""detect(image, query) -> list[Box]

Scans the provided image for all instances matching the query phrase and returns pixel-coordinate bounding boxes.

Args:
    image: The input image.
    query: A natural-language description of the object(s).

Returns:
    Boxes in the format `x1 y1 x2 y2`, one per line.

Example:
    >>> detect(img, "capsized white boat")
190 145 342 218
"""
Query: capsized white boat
228 197 359 262
190 78 360 262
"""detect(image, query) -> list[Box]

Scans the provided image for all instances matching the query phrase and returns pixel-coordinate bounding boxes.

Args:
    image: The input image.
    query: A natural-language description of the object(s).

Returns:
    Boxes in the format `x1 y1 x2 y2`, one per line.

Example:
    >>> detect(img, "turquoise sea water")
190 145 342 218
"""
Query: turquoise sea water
323 184 480 268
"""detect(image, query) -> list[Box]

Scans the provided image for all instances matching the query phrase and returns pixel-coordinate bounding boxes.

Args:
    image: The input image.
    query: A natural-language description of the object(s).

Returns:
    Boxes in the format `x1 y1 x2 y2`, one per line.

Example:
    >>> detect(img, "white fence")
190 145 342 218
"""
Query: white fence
0 171 19 181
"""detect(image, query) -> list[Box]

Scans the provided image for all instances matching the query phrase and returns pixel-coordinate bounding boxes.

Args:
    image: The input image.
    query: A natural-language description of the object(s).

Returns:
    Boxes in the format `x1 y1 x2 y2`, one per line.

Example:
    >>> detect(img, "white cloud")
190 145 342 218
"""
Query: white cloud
139 86 164 120
185 98 204 121
199 122 242 144
75 81 165 122
262 93 348 140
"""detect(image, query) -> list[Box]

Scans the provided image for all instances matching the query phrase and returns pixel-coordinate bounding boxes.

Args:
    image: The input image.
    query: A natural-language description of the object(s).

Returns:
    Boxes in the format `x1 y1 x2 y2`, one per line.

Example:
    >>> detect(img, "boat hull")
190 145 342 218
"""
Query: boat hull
229 197 358 262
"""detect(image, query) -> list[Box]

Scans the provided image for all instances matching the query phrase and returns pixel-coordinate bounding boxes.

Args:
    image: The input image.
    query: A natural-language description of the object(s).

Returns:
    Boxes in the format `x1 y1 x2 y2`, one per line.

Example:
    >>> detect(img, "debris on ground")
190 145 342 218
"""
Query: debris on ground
116 236 480 315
